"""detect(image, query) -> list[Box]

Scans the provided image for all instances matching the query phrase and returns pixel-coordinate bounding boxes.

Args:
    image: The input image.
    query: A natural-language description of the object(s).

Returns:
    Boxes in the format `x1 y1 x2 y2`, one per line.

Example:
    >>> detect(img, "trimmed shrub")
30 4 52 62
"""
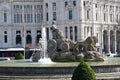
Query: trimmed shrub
15 53 25 59
72 61 96 80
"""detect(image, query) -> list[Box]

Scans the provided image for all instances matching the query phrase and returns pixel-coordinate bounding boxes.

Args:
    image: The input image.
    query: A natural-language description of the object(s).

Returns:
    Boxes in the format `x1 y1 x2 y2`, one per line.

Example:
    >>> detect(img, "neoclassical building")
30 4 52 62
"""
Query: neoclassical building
0 0 120 54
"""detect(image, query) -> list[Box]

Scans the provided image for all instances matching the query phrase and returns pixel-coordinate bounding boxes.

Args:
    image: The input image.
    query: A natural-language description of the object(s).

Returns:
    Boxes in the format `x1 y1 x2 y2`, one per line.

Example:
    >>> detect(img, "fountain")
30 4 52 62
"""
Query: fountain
32 21 105 62
47 21 105 62
31 26 53 64
0 21 120 80
38 26 53 64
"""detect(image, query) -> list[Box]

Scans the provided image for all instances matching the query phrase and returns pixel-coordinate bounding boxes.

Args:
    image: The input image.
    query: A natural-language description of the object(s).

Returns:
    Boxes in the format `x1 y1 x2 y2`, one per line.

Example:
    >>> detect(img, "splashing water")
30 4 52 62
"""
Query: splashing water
38 27 53 64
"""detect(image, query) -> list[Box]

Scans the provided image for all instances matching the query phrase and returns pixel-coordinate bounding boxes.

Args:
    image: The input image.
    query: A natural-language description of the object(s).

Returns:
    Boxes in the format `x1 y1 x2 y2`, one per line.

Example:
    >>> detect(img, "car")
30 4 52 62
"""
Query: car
0 57 10 61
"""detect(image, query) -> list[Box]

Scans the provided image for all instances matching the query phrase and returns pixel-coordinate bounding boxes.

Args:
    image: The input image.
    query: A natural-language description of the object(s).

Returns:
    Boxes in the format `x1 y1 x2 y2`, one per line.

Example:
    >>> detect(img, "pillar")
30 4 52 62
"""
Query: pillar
114 30 117 54
107 29 111 54
100 25 103 54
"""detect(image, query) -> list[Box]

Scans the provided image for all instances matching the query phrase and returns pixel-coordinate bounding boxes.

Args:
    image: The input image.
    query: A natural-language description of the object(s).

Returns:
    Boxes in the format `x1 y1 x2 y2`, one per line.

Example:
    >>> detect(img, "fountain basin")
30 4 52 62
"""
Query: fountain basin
0 57 120 76
0 58 120 80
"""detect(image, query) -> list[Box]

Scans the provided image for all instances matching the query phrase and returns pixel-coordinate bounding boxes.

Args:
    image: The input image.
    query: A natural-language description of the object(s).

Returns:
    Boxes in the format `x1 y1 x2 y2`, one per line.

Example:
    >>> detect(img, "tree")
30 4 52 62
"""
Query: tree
15 53 24 60
72 61 96 80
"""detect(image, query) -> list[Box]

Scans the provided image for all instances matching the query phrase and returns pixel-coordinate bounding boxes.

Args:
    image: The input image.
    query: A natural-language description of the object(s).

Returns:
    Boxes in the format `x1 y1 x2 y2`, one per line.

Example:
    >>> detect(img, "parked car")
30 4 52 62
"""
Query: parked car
0 57 10 61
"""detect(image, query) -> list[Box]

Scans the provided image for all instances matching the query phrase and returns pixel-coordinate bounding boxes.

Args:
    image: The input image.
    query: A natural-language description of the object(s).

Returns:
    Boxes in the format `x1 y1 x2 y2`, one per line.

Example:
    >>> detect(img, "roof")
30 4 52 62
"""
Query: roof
0 48 40 51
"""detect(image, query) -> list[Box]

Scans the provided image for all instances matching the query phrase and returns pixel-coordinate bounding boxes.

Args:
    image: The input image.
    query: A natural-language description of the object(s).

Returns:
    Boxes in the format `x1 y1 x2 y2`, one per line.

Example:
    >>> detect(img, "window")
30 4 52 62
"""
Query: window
16 35 21 45
110 14 112 22
53 12 56 21
24 13 33 23
69 10 73 20
26 35 32 44
65 27 68 38
74 26 77 41
24 5 32 10
16 31 21 45
26 31 32 44
14 5 22 10
103 5 106 9
4 31 7 43
65 1 68 7
46 12 49 21
4 13 7 22
34 5 42 10
4 35 7 43
96 13 98 21
84 27 86 38
110 5 112 10
36 30 41 44
52 2 56 11
87 10 90 19
4 31 7 34
70 26 73 40
13 5 22 23
16 31 21 35
73 1 76 6
34 5 43 23
46 3 48 8
35 14 41 23
95 4 98 8
116 14 119 22
87 27 90 36
23 5 33 23
83 1 86 6
116 6 119 11
46 28 49 40
103 13 106 21
14 14 22 23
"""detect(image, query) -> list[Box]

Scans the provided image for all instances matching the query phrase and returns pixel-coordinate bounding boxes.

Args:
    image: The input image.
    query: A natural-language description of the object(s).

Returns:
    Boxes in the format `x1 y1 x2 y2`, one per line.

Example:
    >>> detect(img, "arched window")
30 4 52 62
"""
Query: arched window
65 27 68 38
4 31 7 43
65 1 68 7
16 35 21 44
74 26 77 41
73 0 76 6
36 30 41 44
26 35 32 44
70 26 73 40
46 28 49 40
26 31 32 44
16 31 21 45
69 10 73 20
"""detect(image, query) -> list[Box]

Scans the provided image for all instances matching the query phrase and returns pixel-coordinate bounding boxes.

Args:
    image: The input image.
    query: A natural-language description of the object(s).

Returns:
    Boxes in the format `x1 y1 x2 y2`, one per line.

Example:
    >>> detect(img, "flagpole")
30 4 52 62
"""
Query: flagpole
24 23 26 60
22 22 26 60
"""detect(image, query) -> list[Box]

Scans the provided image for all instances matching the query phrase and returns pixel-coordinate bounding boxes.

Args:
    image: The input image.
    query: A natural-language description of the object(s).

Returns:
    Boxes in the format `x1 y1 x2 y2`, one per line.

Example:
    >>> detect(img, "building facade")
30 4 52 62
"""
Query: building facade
0 0 120 54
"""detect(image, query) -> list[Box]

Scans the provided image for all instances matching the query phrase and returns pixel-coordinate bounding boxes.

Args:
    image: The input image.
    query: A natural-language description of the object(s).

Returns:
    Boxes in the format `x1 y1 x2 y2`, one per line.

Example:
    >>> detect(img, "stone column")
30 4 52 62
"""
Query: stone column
73 26 75 41
100 25 103 54
79 0 85 41
91 0 95 37
114 30 117 54
85 27 87 38
107 28 111 54
68 26 70 39
87 27 91 37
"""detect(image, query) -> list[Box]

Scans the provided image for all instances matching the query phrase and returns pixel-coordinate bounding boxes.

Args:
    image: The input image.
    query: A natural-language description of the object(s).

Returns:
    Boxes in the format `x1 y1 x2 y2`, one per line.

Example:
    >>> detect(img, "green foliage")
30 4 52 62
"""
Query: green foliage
72 61 96 80
15 53 24 60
